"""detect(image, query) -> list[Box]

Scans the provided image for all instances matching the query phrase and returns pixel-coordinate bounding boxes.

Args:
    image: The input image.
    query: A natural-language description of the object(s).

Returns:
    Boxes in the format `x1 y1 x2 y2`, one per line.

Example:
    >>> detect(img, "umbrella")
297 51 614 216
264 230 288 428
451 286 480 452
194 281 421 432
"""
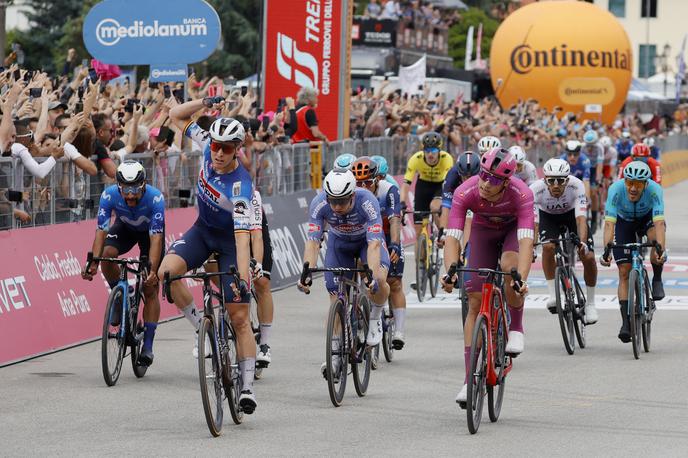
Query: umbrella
432 0 469 10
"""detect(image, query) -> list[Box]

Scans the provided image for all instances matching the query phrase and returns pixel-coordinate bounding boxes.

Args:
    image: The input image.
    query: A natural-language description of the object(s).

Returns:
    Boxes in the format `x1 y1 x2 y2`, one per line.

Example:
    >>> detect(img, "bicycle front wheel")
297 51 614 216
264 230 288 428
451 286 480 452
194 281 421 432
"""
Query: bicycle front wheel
352 295 372 397
101 286 126 387
466 314 488 434
429 239 441 298
198 316 224 437
326 299 348 407
488 304 508 423
222 319 243 425
642 270 653 353
572 275 587 349
628 270 642 360
415 233 428 302
555 267 575 355
382 307 395 363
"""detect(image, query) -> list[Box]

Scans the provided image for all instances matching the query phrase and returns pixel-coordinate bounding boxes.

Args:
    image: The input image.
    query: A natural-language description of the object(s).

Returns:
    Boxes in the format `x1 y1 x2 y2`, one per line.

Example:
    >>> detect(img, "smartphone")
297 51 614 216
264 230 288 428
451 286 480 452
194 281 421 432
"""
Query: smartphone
77 86 84 99
241 86 248 96
75 101 84 113
163 84 171 99
256 108 263 117
7 190 23 203
13 69 20 81
172 88 184 102
149 81 159 89
276 97 285 111
29 88 42 98
261 116 270 131
88 67 98 82
23 71 32 82
81 59 89 68
125 98 140 113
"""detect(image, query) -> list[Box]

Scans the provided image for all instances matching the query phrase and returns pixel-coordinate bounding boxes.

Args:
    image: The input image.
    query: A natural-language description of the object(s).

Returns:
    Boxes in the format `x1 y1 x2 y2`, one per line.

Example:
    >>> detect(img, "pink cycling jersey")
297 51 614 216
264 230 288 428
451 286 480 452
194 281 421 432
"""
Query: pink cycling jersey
447 175 535 239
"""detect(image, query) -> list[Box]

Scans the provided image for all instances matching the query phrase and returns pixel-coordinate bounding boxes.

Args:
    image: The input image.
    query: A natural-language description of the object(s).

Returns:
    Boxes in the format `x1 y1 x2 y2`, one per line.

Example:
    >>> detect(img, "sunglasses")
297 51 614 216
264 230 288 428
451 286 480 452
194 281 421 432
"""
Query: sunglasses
209 141 238 153
545 177 567 186
567 151 580 157
478 170 506 186
356 179 376 187
119 184 144 195
326 196 352 207
424 148 440 154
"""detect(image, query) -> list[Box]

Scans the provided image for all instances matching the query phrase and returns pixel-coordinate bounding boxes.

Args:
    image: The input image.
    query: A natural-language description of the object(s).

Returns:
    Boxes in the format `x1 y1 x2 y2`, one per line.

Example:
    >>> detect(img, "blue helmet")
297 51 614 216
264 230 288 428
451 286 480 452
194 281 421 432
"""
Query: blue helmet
457 151 480 177
623 161 652 181
370 155 389 176
333 153 356 170
583 130 598 144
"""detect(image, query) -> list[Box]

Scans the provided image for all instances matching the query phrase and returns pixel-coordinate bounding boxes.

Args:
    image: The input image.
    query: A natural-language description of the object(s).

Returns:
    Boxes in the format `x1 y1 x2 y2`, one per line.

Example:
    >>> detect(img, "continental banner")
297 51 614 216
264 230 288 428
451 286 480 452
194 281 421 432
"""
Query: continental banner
659 150 688 188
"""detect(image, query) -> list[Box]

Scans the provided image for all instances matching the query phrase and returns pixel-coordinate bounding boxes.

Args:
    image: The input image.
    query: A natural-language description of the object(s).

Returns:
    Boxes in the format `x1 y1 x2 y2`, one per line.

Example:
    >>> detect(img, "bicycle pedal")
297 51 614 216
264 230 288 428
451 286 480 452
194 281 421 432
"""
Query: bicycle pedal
457 401 467 410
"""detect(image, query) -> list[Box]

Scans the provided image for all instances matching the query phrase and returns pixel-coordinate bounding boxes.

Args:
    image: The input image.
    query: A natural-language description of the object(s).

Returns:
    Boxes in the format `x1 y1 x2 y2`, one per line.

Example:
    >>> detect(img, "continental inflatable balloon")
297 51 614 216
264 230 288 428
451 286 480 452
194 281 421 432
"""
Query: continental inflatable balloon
490 1 632 124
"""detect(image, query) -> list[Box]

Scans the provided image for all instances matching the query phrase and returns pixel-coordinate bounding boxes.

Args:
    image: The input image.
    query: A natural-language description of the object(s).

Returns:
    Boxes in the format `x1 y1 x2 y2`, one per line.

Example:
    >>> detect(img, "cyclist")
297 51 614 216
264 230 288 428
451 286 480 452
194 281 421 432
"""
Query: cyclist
297 169 391 380
401 132 454 239
509 145 537 186
477 135 501 156
161 98 257 414
333 153 357 171
643 137 661 161
617 143 662 185
581 130 604 229
352 157 406 349
600 161 666 343
441 148 534 403
370 155 399 188
616 130 633 163
531 158 598 323
81 161 165 367
559 140 591 202
439 151 480 248
600 135 618 184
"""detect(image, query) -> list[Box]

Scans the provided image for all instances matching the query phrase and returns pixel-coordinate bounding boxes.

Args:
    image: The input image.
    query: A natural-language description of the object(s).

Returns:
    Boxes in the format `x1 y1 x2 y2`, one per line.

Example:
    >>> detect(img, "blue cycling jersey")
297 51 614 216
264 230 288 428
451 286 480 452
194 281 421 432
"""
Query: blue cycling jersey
97 184 165 234
616 140 633 162
373 180 401 238
581 143 604 166
184 122 253 232
604 179 664 223
307 187 385 243
384 175 398 188
441 164 464 209
559 152 591 181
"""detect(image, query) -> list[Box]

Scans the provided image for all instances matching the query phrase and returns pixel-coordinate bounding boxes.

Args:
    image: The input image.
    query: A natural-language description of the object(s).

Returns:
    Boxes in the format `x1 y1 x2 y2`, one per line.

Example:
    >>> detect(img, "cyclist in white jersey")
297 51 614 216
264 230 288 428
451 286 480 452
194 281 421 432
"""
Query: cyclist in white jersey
509 145 537 186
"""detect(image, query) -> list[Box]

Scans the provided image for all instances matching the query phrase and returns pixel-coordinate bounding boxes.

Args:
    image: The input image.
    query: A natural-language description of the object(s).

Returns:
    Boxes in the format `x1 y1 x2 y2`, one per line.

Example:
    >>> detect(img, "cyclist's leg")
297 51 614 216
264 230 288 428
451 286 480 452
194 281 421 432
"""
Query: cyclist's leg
539 211 561 312
413 181 433 238
138 231 162 360
500 224 526 352
387 244 406 342
101 220 137 288
360 238 391 345
643 216 665 299
256 217 274 348
613 218 636 341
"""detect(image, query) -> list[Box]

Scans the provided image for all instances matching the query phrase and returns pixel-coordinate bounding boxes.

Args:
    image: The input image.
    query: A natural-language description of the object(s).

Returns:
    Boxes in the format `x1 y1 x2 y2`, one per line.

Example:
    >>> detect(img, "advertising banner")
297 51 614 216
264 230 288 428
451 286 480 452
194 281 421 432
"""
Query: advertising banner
351 18 396 47
262 0 352 140
149 64 188 83
83 0 221 65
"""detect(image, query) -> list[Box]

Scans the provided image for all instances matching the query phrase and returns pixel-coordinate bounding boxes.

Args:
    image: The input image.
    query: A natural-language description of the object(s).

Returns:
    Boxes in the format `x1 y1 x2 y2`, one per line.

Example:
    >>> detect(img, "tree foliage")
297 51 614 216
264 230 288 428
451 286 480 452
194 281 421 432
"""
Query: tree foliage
447 7 499 69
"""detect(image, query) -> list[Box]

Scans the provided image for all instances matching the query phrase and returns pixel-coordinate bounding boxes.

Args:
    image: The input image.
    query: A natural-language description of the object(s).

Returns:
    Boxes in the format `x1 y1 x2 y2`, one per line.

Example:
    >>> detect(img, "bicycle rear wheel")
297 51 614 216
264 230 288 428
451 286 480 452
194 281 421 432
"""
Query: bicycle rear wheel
488 304 508 423
415 234 428 302
101 286 126 387
130 319 147 378
223 319 243 425
382 307 395 363
198 316 224 436
429 239 441 298
352 295 372 397
628 270 642 359
642 270 653 353
555 267 575 355
326 299 348 407
466 314 488 434
572 275 587 349
249 297 263 379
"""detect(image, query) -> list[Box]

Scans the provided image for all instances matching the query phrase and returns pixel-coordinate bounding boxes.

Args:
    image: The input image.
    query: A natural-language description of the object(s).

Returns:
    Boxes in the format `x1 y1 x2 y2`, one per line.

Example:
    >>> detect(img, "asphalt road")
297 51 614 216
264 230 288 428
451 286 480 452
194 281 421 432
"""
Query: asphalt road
2 181 688 456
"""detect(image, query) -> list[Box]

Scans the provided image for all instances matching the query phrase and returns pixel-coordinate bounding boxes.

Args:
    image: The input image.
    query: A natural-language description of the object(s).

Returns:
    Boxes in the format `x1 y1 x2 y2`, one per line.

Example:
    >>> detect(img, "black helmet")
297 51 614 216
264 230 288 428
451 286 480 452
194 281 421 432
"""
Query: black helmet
457 151 480 177
422 132 442 151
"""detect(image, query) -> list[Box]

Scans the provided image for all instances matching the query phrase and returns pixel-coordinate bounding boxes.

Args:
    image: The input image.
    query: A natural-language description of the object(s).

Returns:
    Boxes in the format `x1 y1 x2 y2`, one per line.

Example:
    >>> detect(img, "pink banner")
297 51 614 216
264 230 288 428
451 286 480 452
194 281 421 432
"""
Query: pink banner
0 207 204 366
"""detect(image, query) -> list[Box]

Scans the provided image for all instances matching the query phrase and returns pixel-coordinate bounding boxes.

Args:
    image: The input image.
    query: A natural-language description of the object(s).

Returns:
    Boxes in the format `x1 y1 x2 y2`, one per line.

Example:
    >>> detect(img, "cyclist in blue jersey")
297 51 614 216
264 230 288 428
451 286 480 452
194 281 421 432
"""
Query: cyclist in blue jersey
352 157 406 349
616 131 633 163
297 169 391 379
370 155 399 188
581 130 604 229
560 140 591 201
161 97 257 414
600 161 667 343
82 161 165 367
438 151 480 252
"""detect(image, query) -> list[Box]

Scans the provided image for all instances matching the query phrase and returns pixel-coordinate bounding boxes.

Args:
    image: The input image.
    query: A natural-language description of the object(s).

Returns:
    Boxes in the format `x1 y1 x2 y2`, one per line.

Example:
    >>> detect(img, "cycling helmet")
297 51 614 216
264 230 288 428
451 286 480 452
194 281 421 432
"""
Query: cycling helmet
457 151 480 177
600 136 612 148
621 130 631 139
543 158 570 178
631 143 651 157
333 153 356 170
623 161 652 181
480 148 516 179
583 130 598 144
323 169 356 197
508 145 526 165
351 156 379 181
422 132 442 151
370 155 389 176
209 117 245 143
477 136 501 154
116 160 146 185
643 137 655 147
565 140 582 153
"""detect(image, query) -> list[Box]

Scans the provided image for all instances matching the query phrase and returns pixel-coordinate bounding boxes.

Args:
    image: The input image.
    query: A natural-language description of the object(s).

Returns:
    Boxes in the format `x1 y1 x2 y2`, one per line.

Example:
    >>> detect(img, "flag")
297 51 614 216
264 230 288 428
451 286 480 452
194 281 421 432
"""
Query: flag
465 25 474 71
676 34 687 103
476 23 483 69
399 55 427 96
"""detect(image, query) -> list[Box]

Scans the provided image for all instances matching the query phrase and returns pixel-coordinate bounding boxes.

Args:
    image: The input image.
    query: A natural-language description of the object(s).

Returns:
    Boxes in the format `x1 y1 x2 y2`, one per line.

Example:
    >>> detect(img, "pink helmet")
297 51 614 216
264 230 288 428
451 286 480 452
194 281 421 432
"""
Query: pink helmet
480 147 516 179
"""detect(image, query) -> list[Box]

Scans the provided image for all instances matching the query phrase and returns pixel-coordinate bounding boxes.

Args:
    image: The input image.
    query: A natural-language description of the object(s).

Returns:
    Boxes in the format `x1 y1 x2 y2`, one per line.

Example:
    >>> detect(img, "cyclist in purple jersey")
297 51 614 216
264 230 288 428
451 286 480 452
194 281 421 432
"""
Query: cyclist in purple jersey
441 148 533 404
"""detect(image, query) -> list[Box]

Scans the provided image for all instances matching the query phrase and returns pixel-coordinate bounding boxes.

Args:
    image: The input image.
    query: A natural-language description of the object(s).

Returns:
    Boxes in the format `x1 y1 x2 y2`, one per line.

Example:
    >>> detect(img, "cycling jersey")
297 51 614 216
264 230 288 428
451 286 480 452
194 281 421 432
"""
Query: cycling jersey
515 160 538 186
184 121 253 232
250 190 263 231
97 184 165 234
604 179 664 223
404 150 454 183
248 190 273 278
530 175 587 223
559 152 591 181
602 146 618 178
617 157 662 184
581 143 604 166
384 175 398 188
441 164 465 209
650 146 660 160
616 140 633 162
373 180 401 237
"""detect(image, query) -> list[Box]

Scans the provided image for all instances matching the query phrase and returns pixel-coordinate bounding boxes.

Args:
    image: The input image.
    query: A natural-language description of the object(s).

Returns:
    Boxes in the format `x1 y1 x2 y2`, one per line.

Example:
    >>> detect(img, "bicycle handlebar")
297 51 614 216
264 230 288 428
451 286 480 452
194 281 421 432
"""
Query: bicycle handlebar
299 261 373 295
162 266 241 304
85 251 149 274
445 262 523 292
603 241 663 261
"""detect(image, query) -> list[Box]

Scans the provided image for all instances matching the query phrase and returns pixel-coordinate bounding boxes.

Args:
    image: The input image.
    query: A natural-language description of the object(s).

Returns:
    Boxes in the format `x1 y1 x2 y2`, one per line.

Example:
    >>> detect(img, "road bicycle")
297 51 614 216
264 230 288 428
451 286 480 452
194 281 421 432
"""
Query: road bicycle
446 263 522 434
85 252 149 387
300 261 373 407
406 210 442 302
603 241 661 359
163 264 246 437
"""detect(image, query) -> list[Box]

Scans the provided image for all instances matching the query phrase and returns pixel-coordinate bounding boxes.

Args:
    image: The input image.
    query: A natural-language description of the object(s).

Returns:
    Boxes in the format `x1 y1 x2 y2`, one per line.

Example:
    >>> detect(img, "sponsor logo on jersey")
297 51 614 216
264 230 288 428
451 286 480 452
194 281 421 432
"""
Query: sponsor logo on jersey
308 223 321 233
198 169 220 204
232 181 242 197
367 224 382 234
234 200 248 216
362 200 378 219
311 199 328 218
154 212 163 220
153 194 164 204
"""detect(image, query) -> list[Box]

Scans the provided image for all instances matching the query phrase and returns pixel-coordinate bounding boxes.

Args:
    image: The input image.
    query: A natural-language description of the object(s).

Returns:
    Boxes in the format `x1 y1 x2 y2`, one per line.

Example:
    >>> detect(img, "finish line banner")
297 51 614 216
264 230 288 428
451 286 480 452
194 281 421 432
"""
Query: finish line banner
262 0 353 140
0 190 316 366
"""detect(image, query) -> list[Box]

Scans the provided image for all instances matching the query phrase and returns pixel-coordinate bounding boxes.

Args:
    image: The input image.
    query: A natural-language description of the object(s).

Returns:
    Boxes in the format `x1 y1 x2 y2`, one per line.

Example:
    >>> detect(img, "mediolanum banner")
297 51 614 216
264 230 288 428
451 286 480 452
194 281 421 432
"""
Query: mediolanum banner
83 0 221 65
262 0 353 140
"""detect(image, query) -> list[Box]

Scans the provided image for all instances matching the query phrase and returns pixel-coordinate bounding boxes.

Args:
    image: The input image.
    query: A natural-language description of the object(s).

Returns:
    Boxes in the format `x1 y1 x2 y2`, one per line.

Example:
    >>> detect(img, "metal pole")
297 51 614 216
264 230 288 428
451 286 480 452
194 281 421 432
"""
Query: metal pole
645 0 650 80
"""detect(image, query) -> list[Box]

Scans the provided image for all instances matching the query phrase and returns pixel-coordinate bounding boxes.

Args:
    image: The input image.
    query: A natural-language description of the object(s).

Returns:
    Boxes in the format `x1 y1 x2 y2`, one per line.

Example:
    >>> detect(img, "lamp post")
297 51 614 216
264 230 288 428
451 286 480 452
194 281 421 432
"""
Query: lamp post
657 43 672 97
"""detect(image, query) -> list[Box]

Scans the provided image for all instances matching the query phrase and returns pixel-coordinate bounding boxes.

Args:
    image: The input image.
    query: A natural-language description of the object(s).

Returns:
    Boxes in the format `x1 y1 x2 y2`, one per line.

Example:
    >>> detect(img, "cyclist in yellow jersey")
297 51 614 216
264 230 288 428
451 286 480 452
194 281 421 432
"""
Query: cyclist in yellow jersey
401 132 454 238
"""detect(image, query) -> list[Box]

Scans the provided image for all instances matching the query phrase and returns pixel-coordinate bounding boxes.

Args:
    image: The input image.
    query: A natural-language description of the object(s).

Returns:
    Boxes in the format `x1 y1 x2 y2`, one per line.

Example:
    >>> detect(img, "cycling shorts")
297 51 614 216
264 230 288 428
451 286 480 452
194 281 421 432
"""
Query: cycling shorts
104 220 163 259
539 210 593 251
324 235 390 293
612 214 654 265
589 171 599 188
602 165 613 179
250 216 273 279
464 223 518 293
413 179 442 224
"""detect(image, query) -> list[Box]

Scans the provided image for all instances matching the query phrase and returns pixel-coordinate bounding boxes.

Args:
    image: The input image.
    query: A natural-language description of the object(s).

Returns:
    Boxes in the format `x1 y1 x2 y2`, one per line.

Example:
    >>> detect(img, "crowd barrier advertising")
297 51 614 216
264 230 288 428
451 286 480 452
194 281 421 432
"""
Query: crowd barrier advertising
262 0 353 140
0 190 316 366
659 150 688 188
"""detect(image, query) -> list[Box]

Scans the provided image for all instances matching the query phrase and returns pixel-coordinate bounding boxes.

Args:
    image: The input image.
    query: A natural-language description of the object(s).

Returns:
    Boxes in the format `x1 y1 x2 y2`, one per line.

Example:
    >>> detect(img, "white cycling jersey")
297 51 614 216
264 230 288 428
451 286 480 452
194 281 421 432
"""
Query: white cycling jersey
530 175 587 223
515 160 538 186
603 146 618 166
250 189 263 231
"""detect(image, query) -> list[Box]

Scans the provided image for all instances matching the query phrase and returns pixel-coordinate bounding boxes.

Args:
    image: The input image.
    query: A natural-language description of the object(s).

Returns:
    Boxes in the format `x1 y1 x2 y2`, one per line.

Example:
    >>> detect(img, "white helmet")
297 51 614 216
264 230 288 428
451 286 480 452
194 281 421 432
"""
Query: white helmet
600 135 612 148
209 117 245 143
116 160 146 185
508 145 526 165
478 136 501 153
323 169 356 198
643 137 655 147
543 158 570 178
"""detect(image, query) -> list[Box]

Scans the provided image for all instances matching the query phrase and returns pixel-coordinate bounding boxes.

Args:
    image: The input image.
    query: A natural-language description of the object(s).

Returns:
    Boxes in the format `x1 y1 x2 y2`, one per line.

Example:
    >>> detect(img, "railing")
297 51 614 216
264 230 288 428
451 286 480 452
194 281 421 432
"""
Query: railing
2 134 685 231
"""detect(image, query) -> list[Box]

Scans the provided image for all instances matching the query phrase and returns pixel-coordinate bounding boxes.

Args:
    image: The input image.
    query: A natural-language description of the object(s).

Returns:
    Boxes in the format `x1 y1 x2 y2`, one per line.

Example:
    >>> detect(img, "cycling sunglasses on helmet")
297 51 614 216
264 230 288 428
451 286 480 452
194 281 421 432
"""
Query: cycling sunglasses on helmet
545 177 567 186
209 140 238 154
478 170 506 186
